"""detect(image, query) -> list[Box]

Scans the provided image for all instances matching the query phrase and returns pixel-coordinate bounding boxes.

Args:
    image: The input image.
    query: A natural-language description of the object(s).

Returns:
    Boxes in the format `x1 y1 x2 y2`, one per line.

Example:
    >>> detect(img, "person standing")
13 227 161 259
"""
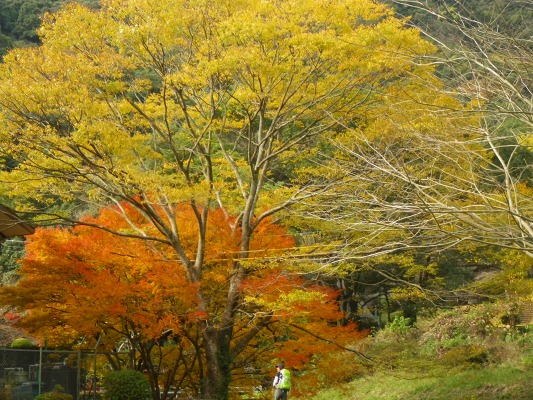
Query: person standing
272 363 291 400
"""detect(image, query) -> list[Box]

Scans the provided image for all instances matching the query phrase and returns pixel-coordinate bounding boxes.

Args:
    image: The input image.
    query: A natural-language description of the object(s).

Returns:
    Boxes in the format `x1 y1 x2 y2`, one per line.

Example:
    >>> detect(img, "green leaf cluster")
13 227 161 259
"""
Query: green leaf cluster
34 385 73 400
102 370 151 400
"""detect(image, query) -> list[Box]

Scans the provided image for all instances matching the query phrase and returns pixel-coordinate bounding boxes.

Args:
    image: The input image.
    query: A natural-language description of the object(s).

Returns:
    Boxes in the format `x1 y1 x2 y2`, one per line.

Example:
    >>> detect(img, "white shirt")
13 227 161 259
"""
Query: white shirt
273 369 288 388
272 371 282 387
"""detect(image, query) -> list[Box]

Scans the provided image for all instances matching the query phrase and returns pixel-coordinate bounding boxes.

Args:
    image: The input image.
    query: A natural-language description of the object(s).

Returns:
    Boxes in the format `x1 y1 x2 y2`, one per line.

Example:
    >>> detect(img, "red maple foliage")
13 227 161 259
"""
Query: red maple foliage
1 203 367 397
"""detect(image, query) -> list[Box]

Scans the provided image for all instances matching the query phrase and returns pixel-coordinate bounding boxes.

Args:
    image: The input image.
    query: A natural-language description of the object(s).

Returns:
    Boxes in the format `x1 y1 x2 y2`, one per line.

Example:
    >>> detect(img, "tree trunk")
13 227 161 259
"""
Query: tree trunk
203 326 232 400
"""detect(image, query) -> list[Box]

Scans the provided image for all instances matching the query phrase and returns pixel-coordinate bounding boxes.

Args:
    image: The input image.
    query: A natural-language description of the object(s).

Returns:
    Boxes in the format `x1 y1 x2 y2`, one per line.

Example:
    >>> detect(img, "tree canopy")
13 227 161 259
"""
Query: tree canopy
1 202 363 398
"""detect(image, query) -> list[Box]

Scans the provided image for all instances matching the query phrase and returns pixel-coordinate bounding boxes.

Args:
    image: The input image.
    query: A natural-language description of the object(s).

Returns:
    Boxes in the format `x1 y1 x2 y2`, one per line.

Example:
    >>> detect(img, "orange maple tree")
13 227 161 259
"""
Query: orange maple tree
1 203 367 397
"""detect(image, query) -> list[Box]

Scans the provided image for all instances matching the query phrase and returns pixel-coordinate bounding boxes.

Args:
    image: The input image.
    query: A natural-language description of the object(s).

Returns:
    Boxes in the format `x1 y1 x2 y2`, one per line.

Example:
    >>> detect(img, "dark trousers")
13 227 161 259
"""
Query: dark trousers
274 388 288 400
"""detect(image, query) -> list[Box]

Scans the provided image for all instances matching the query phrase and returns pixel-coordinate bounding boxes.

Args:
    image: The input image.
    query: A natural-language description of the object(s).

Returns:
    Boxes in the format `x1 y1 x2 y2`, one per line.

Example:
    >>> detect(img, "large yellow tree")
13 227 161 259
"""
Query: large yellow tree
0 0 438 398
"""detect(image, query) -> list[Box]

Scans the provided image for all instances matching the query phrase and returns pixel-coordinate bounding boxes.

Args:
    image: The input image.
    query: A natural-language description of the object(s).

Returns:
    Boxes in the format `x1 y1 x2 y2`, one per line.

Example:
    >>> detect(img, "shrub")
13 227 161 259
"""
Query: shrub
420 305 500 348
102 370 150 400
34 385 73 400
10 337 35 349
386 316 414 335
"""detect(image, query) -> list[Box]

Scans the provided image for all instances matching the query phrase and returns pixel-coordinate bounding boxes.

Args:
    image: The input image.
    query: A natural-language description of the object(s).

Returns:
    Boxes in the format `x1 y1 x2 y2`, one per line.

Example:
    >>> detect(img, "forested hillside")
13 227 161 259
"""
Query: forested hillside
0 0 99 55
0 1 531 399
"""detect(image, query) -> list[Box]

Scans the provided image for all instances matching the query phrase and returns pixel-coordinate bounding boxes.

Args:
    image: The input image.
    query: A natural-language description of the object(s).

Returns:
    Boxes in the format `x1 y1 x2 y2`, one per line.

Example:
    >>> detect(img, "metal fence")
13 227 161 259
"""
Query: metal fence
0 348 108 400
0 348 267 400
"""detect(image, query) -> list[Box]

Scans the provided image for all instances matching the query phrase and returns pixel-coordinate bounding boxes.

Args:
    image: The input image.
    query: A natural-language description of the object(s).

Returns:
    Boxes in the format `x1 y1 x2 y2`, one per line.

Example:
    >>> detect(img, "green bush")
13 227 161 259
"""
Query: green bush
10 337 35 349
102 370 150 400
386 316 414 335
34 385 73 400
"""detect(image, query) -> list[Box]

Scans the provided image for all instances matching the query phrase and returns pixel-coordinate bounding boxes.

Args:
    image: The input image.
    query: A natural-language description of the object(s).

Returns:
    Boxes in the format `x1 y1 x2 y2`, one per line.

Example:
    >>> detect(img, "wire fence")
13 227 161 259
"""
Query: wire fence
0 347 115 400
0 348 268 400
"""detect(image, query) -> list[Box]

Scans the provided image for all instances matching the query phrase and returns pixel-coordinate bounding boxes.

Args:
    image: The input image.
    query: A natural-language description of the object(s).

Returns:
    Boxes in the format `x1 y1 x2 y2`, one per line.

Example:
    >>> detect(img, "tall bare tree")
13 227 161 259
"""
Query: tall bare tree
292 0 533 318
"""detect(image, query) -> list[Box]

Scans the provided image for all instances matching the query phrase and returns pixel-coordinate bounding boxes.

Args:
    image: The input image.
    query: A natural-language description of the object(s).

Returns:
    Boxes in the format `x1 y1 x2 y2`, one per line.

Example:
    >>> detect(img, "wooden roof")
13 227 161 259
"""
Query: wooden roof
0 204 35 240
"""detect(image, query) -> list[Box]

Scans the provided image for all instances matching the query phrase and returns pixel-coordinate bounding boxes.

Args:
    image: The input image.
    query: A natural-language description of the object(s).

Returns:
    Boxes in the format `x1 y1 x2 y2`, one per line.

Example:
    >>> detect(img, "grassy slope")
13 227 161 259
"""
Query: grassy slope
310 307 533 400
312 366 533 400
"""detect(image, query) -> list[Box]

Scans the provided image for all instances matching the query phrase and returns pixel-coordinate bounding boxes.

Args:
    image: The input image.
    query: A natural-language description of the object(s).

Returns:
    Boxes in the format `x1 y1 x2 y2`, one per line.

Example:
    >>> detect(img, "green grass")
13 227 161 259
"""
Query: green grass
311 363 533 400
309 306 533 400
